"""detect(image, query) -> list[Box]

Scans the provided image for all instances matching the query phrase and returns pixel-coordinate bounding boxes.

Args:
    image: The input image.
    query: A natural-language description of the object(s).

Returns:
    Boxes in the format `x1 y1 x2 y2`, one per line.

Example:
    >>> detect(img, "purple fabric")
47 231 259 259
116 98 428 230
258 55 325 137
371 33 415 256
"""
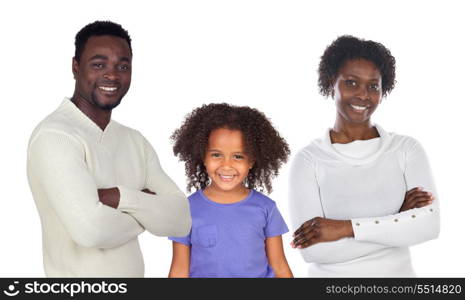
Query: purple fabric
169 189 288 278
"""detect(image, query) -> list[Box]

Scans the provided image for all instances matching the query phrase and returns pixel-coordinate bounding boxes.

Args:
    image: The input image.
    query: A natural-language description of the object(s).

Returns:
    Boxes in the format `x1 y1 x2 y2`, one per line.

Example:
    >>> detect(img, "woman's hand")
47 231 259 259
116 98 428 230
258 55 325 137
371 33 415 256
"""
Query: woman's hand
291 217 354 249
399 187 434 212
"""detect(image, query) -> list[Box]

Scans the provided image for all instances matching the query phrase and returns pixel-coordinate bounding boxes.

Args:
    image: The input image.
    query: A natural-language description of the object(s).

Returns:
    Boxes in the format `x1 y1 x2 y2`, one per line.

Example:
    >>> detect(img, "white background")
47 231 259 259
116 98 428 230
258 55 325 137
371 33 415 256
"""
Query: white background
1 0 463 277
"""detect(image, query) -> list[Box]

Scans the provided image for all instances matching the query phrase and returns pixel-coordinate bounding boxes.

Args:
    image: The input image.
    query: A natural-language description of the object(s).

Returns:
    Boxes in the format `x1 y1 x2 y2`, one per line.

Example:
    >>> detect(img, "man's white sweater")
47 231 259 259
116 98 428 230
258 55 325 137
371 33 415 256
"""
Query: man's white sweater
27 98 191 277
289 125 440 277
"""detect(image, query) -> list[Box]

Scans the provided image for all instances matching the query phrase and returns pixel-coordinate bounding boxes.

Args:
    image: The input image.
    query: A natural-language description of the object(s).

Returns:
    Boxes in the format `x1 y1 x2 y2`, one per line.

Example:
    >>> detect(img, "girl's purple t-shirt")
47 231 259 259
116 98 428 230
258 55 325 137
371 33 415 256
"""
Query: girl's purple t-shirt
169 189 289 278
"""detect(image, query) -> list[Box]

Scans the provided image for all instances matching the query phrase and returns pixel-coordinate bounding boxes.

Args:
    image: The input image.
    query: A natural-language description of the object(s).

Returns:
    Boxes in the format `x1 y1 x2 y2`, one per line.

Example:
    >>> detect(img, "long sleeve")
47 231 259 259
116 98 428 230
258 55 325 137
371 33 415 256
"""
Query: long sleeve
27 130 144 249
117 135 191 237
352 140 440 247
288 150 391 264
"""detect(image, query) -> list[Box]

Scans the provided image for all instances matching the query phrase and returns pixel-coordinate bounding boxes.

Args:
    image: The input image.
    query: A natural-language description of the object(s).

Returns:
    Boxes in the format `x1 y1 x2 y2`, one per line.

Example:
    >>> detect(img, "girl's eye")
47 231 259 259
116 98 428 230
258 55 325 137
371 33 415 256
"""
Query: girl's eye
345 80 357 87
233 154 244 160
211 153 221 158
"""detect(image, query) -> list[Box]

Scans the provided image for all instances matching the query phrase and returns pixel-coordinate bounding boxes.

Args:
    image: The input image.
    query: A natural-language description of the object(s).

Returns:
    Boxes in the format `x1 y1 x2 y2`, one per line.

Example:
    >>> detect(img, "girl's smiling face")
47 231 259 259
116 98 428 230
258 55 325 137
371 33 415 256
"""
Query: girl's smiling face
204 128 253 194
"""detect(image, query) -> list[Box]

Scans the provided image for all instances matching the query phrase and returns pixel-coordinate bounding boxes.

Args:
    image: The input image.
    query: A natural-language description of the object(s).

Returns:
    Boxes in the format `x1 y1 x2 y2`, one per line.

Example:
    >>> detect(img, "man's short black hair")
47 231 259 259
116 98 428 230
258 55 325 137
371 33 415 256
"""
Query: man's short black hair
74 20 132 62
318 35 396 97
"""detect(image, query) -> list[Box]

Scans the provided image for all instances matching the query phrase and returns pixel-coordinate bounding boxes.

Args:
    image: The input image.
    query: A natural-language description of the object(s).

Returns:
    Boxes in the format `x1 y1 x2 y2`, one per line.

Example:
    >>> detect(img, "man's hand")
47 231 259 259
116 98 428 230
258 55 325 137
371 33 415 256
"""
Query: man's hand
98 188 120 209
142 188 156 195
399 187 434 212
291 217 353 249
98 188 156 209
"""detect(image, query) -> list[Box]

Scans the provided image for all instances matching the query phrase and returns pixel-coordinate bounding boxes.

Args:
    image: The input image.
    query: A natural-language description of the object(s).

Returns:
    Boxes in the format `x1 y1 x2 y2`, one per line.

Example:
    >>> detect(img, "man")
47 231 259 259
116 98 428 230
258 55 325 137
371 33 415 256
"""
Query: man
27 21 191 277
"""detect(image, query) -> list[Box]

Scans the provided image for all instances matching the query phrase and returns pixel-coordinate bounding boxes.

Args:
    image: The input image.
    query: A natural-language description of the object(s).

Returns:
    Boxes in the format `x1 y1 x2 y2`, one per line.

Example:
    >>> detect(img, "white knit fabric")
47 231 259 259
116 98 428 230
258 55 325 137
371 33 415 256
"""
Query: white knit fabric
289 125 440 277
27 98 191 277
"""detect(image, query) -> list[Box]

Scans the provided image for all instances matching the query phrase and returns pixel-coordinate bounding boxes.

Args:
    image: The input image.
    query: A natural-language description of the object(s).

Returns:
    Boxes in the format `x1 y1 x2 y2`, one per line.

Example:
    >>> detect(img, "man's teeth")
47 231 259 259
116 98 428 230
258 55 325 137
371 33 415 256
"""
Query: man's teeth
99 86 117 92
350 104 368 110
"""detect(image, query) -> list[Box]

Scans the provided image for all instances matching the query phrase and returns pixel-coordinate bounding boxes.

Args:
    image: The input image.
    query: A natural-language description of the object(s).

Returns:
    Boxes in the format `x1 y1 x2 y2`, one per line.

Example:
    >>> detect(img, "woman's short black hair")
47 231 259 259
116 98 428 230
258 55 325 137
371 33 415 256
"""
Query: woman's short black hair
318 35 396 97
74 20 132 62
171 103 290 194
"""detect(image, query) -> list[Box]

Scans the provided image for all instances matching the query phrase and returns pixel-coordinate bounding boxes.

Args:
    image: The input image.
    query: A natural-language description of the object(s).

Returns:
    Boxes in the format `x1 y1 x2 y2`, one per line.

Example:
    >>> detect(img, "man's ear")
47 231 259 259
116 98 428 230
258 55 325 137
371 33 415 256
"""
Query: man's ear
72 57 79 80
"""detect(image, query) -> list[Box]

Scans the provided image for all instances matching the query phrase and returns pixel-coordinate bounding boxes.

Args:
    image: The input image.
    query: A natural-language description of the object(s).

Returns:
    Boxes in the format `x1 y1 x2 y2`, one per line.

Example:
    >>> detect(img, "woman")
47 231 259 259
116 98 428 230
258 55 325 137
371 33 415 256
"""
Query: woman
289 35 439 277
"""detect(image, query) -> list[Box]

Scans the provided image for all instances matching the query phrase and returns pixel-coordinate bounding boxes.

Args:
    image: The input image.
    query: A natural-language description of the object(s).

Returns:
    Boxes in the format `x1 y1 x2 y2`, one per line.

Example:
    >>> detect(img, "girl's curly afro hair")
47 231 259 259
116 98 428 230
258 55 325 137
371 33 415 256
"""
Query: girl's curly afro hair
318 35 396 98
171 103 290 194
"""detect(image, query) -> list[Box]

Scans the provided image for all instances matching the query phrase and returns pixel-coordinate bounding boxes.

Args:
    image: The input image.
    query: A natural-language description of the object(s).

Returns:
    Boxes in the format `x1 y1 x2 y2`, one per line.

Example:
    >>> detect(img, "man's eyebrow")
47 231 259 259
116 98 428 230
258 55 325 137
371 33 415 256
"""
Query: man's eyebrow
120 57 131 63
88 54 108 61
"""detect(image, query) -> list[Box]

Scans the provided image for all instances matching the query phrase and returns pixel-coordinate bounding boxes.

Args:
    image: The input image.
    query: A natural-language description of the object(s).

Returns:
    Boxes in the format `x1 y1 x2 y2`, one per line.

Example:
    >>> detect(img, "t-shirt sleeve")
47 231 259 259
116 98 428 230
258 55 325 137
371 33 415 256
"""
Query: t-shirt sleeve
264 203 289 238
168 231 192 246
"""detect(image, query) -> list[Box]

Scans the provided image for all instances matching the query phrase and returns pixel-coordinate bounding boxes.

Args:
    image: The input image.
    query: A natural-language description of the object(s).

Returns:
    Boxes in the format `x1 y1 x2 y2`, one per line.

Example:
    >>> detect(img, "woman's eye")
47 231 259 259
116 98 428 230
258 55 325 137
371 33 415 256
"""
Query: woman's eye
345 80 357 87
369 83 380 91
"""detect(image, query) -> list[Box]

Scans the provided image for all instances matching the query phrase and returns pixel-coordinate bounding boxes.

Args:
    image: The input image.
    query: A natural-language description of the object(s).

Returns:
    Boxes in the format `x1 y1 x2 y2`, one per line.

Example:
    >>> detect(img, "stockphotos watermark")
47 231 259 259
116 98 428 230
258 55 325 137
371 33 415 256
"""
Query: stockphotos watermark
2 280 127 297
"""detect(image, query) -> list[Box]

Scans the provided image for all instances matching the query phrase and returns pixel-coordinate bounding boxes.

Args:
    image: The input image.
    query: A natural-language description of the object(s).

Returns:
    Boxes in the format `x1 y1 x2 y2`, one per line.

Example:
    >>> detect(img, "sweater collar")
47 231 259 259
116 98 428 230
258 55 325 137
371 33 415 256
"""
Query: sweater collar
59 97 114 142
321 124 393 165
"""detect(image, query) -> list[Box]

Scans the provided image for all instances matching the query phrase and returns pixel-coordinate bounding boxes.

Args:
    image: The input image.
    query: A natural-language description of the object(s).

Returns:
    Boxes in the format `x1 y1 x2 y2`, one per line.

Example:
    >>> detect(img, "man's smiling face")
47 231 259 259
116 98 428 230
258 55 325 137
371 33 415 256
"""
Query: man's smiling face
72 35 132 111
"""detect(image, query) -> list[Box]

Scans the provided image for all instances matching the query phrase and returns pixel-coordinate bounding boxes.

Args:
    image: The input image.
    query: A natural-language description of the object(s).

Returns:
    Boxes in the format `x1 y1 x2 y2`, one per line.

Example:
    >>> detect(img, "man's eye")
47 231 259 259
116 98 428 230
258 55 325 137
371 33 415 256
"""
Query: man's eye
93 63 104 69
345 80 357 87
119 64 130 71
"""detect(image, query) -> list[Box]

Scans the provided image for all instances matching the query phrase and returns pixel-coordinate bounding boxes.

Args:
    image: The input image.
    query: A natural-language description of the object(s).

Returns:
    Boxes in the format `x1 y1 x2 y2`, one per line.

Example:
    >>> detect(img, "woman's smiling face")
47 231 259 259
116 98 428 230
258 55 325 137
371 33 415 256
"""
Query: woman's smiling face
332 58 382 125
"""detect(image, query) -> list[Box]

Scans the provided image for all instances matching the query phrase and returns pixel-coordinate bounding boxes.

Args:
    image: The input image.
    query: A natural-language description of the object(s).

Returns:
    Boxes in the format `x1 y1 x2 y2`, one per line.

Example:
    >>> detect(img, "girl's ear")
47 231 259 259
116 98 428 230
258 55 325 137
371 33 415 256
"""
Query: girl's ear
330 77 336 98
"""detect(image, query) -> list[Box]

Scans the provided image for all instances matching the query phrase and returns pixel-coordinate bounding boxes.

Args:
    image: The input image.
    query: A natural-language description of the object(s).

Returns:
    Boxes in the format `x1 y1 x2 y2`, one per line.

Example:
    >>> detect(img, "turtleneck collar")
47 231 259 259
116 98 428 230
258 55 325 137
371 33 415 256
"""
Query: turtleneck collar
321 124 393 166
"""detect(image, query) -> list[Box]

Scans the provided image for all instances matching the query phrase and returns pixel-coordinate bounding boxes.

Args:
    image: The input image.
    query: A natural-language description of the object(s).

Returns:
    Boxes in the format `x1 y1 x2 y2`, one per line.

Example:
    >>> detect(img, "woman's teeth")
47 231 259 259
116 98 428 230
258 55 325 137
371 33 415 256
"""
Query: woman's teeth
350 104 368 111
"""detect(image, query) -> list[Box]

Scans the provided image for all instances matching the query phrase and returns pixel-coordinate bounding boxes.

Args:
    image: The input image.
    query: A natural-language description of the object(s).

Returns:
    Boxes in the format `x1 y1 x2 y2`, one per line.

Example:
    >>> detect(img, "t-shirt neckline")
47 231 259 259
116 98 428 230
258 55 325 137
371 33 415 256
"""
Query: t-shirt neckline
199 189 255 207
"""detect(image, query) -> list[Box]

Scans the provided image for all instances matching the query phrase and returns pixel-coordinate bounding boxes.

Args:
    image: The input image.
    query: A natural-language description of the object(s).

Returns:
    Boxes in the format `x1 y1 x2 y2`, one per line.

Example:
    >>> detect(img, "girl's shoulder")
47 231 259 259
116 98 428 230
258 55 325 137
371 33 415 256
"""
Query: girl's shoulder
248 189 278 211
187 190 203 203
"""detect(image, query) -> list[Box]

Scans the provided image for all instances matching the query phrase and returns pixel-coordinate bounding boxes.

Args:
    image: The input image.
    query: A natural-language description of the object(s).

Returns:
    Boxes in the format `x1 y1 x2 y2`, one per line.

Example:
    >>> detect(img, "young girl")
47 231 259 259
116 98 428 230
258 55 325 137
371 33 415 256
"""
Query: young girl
168 103 293 278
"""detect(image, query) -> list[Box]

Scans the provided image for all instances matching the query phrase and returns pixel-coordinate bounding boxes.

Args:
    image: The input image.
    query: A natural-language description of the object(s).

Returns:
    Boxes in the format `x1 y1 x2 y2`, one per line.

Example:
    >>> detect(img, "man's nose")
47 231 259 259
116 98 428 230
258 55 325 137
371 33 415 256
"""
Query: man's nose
103 69 119 81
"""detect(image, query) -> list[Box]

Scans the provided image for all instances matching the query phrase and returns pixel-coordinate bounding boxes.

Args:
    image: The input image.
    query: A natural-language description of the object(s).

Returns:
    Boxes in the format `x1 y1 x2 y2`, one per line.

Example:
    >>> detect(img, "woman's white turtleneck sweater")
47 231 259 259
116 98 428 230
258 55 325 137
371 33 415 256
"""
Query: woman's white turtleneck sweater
288 125 440 277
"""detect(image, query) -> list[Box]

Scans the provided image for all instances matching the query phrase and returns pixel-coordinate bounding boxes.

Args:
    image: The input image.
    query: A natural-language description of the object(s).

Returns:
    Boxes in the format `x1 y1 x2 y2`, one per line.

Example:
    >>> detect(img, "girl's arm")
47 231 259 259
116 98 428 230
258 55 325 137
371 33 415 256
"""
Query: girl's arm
168 242 191 278
265 236 293 278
